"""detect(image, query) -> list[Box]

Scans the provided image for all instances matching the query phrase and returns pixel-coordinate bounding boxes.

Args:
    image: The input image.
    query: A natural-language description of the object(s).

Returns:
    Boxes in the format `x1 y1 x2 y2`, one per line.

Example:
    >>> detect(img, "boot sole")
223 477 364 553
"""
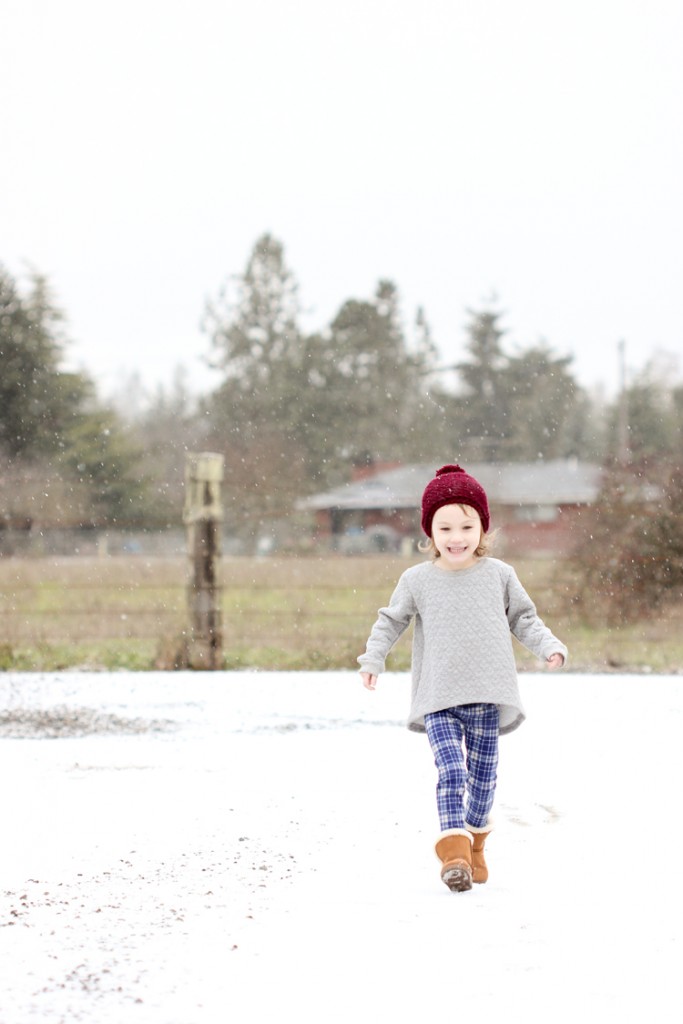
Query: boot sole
441 864 472 892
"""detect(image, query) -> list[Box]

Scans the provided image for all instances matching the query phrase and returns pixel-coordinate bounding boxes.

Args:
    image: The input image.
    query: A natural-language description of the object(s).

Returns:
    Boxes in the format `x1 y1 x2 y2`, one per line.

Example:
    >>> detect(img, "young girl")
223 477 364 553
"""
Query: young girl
358 464 567 893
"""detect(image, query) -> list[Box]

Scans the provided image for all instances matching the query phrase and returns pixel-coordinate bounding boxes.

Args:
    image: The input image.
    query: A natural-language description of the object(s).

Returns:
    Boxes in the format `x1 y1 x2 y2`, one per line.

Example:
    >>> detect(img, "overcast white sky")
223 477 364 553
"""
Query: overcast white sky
2 0 682 402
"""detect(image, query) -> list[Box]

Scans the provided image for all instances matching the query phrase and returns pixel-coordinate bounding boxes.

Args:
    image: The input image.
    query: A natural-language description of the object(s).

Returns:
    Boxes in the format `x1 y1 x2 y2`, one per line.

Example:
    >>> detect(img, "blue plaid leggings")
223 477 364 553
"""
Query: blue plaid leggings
424 704 499 831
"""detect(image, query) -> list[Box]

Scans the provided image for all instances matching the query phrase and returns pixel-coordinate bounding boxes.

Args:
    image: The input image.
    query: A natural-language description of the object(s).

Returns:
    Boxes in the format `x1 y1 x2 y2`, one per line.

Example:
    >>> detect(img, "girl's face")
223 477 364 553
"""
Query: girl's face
431 503 482 570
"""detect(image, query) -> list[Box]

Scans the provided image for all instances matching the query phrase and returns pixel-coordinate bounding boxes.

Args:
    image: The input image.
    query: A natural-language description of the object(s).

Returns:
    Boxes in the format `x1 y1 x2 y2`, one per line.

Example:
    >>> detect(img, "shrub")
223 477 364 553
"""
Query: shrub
572 461 683 623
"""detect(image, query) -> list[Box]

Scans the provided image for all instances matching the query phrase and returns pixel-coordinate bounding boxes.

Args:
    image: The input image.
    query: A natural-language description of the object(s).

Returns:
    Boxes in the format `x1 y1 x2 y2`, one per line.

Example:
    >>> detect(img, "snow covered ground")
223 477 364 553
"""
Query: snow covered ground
1 670 682 1023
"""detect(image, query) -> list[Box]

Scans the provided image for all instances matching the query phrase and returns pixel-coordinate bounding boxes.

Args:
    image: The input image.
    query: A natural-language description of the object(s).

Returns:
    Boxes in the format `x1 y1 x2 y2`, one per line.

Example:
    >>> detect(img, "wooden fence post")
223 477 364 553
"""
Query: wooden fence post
183 452 224 670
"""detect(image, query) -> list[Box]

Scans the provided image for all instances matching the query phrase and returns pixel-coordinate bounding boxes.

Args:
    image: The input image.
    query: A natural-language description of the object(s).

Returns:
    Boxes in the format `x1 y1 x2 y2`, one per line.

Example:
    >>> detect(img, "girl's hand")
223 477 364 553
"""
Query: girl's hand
546 653 564 670
361 672 378 690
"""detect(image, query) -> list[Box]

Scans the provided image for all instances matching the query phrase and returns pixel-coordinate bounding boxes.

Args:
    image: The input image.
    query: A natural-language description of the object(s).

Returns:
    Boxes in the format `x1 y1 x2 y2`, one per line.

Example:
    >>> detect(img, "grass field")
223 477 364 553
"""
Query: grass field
1 555 682 673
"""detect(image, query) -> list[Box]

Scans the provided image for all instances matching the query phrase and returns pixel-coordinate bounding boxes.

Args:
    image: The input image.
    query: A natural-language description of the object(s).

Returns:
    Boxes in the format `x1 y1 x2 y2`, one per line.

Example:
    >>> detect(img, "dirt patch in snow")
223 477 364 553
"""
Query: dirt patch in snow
0 706 178 739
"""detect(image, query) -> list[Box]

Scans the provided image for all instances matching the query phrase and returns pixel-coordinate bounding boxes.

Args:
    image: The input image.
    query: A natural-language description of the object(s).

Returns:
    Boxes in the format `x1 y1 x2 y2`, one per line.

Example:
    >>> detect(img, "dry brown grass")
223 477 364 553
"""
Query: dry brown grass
0 554 682 672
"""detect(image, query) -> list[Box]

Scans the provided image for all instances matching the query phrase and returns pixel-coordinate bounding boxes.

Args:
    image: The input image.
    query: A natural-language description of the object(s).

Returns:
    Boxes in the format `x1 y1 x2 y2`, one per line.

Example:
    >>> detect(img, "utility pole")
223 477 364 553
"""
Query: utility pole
183 452 224 670
617 339 630 465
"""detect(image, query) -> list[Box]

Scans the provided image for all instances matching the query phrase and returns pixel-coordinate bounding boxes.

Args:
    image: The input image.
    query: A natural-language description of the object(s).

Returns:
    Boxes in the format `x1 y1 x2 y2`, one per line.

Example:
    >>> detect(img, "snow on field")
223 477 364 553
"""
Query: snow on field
1 670 682 1023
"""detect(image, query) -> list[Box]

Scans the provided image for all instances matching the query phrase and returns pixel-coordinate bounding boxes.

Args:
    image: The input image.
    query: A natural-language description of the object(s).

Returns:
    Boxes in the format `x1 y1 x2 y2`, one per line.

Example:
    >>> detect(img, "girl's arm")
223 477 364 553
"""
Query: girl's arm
358 575 417 684
505 568 568 666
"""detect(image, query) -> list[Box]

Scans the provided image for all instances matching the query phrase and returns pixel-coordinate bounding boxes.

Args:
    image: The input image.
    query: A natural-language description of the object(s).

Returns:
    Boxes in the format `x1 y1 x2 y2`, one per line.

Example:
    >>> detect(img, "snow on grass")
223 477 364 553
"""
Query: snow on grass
1 671 682 1022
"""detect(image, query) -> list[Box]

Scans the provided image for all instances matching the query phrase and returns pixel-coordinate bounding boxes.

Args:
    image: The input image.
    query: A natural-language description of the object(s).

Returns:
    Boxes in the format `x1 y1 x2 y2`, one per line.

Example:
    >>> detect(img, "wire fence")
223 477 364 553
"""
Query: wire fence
0 556 421 664
4 554 675 673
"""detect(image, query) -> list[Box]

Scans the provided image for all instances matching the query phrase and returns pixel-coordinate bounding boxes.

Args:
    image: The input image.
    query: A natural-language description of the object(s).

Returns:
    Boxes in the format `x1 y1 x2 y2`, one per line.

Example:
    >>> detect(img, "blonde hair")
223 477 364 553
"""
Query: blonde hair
418 503 497 561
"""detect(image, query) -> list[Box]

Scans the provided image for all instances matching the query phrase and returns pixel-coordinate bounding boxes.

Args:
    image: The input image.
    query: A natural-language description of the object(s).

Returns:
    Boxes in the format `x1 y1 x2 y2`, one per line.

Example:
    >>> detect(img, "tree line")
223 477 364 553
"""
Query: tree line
0 266 148 531
2 235 683 555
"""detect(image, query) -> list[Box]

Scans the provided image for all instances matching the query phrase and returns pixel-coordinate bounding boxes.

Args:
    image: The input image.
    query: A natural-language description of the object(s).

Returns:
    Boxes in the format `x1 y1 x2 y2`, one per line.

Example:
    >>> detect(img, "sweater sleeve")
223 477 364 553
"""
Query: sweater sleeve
504 567 568 665
357 573 417 675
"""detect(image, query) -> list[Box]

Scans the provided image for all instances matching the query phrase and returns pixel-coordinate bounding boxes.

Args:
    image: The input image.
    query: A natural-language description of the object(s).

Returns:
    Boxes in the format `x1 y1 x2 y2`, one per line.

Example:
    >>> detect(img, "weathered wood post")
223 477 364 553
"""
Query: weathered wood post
183 452 224 670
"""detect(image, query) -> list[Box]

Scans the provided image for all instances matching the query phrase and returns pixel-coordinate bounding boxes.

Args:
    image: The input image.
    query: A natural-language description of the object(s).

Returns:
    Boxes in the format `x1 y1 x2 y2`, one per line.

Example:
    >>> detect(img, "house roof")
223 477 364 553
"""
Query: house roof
300 460 603 511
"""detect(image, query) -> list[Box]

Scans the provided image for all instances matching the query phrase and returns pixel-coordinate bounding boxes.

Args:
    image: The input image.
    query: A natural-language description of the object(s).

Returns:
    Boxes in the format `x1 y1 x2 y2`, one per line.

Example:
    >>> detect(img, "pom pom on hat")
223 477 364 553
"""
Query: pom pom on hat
421 464 490 536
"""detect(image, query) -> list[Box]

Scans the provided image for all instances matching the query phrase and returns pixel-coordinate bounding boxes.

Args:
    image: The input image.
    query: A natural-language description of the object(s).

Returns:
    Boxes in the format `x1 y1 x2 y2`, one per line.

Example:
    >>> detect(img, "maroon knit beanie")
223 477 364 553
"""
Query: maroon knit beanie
421 464 490 536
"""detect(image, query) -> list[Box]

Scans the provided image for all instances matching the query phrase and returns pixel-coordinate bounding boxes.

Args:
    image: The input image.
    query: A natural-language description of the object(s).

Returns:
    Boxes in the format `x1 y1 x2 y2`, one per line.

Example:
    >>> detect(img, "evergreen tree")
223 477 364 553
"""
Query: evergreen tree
502 344 584 460
203 234 309 539
203 238 448 538
204 233 301 389
453 306 594 462
0 266 75 457
60 398 149 526
320 280 441 468
455 306 511 459
605 359 679 463
0 265 149 526
409 305 457 460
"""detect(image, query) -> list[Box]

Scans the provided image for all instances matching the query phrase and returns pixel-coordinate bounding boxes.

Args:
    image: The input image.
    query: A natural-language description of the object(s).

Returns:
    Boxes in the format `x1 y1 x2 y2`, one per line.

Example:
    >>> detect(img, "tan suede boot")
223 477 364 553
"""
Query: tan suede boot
466 823 492 884
435 830 473 892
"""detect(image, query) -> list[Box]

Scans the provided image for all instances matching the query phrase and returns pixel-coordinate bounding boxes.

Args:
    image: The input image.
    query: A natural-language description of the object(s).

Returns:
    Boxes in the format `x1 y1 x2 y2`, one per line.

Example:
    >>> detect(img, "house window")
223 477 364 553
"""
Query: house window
514 505 559 523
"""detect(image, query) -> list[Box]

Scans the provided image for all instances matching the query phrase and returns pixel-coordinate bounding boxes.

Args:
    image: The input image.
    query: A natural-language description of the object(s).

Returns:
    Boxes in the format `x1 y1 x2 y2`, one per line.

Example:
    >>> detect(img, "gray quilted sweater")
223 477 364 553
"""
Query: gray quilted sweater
358 557 568 734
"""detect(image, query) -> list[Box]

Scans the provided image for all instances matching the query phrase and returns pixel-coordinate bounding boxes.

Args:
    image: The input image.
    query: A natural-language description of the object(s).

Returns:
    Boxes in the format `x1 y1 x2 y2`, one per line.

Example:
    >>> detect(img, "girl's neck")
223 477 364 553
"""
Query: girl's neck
433 555 482 573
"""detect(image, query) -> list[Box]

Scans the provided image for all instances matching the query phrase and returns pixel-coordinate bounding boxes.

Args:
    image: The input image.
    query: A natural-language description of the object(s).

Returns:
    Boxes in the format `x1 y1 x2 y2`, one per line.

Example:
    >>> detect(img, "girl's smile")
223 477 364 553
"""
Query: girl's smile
431 503 483 570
